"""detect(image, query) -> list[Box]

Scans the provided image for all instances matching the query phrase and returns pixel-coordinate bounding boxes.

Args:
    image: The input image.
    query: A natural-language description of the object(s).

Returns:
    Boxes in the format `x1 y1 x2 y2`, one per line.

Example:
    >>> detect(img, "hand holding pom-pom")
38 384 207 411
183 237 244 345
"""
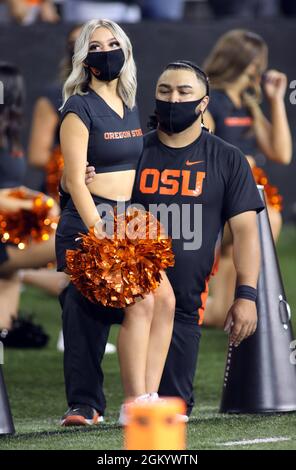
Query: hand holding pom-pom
65 207 175 308
93 218 107 240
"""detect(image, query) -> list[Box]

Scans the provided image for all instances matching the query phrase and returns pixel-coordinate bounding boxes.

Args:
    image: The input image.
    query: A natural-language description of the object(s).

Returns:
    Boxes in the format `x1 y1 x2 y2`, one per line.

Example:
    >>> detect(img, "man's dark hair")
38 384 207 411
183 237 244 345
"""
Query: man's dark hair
164 60 210 96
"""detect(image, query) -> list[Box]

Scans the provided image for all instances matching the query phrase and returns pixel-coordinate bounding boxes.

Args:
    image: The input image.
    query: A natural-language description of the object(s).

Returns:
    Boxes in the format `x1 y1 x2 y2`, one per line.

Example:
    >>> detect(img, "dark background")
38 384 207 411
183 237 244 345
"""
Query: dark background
0 19 295 221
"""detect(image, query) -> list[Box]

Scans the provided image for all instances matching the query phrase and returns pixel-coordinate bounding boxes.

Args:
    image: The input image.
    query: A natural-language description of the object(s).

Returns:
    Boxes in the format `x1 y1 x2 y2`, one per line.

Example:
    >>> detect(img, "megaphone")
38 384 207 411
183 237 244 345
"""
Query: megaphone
220 185 296 413
0 364 15 435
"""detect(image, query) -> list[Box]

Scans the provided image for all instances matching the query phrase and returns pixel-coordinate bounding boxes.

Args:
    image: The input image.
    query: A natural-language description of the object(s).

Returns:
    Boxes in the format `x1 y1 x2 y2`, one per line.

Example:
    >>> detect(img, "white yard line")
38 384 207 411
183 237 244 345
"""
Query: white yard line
219 437 291 447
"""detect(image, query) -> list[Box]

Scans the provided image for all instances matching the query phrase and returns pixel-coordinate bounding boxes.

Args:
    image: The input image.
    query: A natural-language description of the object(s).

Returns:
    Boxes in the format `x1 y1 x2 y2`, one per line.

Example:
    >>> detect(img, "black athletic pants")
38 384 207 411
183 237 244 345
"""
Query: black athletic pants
59 283 201 416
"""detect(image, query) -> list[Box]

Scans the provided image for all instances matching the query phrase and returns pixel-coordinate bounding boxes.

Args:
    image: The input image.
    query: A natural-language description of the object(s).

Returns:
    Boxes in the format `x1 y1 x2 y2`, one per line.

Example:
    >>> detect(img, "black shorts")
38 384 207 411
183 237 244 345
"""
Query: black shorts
55 193 131 272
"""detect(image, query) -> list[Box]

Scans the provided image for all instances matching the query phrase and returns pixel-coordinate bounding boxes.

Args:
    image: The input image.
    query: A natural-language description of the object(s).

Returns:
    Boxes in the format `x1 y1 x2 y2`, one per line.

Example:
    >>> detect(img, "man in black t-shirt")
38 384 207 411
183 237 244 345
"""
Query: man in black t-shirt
132 61 264 415
133 129 262 326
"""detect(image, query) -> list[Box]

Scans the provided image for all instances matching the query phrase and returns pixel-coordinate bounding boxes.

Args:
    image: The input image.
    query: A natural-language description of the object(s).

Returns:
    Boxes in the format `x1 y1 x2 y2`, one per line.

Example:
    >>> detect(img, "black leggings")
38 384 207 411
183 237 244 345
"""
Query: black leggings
59 283 201 416
59 283 123 415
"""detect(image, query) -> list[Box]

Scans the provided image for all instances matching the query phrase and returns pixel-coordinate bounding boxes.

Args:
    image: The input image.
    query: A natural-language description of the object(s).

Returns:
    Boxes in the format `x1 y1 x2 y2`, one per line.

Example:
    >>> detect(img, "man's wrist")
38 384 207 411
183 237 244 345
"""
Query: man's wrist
235 285 257 302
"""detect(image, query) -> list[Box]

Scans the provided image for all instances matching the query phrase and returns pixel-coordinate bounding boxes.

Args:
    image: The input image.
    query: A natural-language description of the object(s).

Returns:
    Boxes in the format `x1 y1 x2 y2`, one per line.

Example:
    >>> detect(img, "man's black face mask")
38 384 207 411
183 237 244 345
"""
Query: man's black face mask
155 97 205 134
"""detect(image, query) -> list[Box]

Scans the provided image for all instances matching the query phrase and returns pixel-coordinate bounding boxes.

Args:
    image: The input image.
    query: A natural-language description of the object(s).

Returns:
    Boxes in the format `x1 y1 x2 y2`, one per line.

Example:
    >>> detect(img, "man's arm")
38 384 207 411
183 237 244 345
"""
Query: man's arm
60 163 95 193
225 210 260 347
39 0 60 23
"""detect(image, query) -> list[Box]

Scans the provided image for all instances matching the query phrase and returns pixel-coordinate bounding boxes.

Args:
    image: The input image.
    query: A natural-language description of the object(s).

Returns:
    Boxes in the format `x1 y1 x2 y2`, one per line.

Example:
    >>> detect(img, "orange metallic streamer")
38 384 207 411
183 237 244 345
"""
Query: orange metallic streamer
0 189 58 248
45 146 64 201
252 166 283 212
66 208 175 308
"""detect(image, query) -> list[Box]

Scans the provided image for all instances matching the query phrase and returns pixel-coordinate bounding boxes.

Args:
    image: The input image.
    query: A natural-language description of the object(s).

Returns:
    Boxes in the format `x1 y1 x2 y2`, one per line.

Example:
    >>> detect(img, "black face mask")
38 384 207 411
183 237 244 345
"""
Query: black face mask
155 97 205 134
85 48 125 82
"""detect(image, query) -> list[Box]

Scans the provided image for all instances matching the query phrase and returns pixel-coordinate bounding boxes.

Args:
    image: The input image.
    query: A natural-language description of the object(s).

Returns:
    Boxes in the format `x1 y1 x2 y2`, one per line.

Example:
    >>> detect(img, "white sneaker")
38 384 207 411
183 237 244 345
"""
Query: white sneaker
105 342 117 354
57 330 116 355
149 392 160 402
57 330 64 352
149 393 189 422
177 413 189 423
118 394 150 426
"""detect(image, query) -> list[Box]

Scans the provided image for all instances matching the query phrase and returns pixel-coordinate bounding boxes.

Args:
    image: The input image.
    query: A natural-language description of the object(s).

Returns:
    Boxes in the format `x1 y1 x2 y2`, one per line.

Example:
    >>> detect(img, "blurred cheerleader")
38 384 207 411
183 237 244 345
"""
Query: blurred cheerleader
202 29 292 327
0 62 101 348
28 23 85 202
0 62 62 345
23 24 85 298
55 19 175 426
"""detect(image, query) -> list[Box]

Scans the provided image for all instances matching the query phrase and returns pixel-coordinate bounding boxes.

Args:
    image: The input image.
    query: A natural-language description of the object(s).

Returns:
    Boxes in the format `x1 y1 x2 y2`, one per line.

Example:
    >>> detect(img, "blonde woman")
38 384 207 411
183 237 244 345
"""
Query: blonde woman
202 30 292 327
55 19 175 426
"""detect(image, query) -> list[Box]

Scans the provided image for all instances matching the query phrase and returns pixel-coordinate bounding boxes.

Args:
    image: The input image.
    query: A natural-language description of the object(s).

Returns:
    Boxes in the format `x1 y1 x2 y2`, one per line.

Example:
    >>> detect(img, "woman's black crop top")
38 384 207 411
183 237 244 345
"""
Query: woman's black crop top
208 90 258 157
60 87 143 173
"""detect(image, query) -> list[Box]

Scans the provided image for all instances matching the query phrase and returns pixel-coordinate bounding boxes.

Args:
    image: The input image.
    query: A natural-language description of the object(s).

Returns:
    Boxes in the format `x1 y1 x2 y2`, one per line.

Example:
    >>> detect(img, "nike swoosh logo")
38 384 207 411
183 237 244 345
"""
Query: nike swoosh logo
185 160 204 166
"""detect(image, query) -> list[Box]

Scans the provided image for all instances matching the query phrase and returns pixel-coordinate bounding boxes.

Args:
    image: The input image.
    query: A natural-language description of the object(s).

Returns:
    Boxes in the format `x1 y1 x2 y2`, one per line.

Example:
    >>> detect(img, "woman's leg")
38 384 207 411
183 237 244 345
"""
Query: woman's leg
203 248 236 328
19 268 69 296
203 224 235 328
145 271 175 394
267 205 282 242
0 236 56 276
0 274 21 329
117 293 154 398
204 205 282 328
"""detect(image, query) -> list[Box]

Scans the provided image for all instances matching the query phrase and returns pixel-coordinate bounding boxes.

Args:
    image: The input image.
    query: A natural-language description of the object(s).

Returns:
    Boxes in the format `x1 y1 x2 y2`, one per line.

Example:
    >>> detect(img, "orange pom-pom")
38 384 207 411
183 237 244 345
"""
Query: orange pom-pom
252 166 283 212
45 145 64 201
65 208 175 308
0 189 58 249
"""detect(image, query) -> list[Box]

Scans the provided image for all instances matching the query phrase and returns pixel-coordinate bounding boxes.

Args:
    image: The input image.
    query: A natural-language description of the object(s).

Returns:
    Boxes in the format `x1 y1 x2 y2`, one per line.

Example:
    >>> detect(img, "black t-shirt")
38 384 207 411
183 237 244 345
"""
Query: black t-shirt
60 87 143 173
0 146 26 189
208 90 258 156
132 129 264 324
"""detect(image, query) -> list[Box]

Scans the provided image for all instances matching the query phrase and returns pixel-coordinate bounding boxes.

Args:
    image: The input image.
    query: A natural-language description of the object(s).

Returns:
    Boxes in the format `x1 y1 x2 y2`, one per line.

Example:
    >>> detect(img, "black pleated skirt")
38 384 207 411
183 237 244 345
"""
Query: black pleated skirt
55 193 131 272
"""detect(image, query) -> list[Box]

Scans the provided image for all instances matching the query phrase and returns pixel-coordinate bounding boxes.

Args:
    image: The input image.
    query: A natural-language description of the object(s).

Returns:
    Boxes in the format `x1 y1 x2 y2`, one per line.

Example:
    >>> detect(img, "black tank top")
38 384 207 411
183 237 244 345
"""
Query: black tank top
208 90 258 156
60 87 143 173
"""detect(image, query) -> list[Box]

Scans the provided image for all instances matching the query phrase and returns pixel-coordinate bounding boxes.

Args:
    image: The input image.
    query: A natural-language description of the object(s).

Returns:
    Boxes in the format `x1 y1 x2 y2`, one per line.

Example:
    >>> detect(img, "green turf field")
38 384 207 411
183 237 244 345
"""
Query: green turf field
0 226 296 450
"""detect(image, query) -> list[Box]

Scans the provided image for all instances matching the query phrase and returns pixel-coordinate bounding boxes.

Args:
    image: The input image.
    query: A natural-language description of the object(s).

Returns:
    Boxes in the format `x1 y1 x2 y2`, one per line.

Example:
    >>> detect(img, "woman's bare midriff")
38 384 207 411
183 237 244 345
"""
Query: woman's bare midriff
86 168 136 201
